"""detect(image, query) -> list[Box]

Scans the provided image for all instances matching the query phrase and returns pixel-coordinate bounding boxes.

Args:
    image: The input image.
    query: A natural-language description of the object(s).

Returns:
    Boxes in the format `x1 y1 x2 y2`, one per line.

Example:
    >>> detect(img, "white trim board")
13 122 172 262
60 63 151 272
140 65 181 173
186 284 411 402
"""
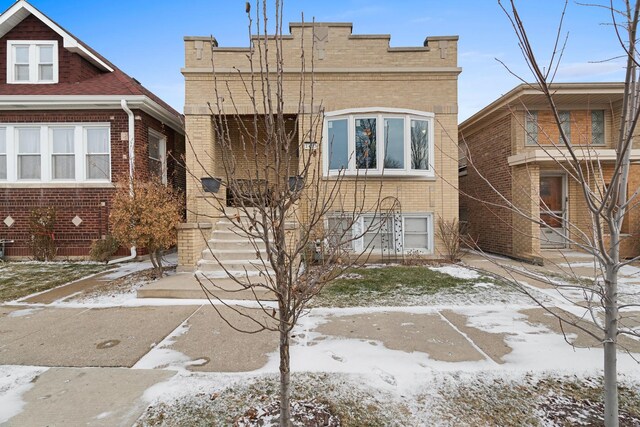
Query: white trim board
0 95 183 134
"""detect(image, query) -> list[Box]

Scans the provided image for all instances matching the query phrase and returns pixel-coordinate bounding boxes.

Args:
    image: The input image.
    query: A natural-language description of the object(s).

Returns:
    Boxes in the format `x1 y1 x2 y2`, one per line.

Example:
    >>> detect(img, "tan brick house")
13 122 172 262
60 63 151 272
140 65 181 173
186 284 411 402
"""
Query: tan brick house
179 23 461 270
0 0 185 257
459 83 640 263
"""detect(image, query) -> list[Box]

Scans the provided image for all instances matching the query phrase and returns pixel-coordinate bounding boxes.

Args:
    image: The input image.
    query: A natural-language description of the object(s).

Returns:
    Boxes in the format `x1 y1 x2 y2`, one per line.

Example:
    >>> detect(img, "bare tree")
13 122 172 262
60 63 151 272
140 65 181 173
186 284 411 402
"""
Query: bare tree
186 1 384 424
458 1 640 425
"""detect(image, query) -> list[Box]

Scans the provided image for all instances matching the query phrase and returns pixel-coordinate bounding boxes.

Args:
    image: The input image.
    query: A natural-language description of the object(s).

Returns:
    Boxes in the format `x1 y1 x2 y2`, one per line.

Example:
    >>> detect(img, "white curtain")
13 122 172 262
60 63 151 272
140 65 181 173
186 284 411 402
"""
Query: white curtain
17 128 40 180
52 128 75 180
0 129 5 180
86 128 109 180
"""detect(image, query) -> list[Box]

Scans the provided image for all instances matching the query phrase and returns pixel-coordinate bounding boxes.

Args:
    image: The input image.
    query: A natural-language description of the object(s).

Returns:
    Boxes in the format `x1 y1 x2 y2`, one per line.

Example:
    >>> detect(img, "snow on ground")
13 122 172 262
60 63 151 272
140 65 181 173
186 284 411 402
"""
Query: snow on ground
102 252 178 280
429 265 481 280
134 303 640 425
133 306 208 371
7 308 43 318
0 366 47 424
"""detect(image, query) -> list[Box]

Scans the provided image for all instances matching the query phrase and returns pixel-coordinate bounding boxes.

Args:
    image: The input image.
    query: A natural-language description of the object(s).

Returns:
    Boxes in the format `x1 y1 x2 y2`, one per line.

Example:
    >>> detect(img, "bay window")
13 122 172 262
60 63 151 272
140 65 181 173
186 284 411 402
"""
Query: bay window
7 41 58 84
0 124 110 184
328 119 348 170
324 109 434 176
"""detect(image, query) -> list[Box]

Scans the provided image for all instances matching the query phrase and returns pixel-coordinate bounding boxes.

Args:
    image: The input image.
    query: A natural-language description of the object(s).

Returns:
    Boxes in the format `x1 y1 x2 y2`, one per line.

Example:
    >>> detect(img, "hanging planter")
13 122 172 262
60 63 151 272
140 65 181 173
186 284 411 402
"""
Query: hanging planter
201 177 222 193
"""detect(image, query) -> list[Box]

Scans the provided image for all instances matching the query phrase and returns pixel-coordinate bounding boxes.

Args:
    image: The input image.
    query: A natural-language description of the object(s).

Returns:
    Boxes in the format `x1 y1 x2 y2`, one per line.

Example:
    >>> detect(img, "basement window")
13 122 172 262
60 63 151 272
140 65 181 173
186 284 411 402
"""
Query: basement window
327 212 433 254
324 108 434 177
7 41 58 84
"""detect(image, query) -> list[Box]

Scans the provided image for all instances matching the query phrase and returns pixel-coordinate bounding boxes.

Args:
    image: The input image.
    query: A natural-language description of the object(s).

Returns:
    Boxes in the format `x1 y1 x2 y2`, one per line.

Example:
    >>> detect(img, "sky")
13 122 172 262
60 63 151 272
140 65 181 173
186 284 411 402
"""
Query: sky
2 0 628 121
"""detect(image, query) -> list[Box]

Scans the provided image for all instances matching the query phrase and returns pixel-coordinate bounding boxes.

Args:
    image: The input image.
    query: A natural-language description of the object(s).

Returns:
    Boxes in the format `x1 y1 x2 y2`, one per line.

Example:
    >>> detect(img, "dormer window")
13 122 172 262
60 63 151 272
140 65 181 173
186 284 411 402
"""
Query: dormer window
7 41 58 84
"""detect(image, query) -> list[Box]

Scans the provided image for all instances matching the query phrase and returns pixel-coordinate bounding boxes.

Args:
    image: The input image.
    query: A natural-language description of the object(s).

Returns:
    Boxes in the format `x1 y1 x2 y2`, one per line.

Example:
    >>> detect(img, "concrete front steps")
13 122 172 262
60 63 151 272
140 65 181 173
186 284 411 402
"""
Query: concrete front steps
136 272 275 300
138 209 276 300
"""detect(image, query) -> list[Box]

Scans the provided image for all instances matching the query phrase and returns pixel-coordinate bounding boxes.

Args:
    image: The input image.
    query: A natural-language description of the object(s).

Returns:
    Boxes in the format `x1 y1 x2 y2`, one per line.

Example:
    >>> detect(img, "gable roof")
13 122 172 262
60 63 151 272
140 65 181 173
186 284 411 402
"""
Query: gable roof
0 0 183 132
0 0 113 72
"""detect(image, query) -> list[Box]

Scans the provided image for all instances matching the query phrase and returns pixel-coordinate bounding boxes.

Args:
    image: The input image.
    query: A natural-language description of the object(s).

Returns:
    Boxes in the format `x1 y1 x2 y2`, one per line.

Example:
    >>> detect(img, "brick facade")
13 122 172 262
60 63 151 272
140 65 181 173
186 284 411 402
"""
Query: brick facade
459 84 640 262
180 23 460 266
0 110 184 257
459 114 513 256
0 5 185 258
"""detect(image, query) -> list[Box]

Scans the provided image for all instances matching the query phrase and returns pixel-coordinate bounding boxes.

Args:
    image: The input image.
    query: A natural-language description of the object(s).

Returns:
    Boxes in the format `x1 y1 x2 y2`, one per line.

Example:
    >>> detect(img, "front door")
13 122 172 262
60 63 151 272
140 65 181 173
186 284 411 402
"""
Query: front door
539 175 567 248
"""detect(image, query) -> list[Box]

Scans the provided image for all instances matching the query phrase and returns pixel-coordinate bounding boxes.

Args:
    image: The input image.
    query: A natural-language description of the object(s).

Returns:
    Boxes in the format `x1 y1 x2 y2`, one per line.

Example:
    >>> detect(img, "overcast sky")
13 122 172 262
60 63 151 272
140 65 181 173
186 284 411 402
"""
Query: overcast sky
3 0 628 121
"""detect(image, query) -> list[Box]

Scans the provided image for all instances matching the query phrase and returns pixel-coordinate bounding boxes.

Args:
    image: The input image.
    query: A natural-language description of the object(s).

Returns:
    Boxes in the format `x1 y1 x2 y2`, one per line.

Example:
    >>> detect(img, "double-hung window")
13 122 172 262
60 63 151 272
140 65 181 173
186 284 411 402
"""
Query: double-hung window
51 128 75 180
592 110 605 145
17 128 41 180
148 130 167 184
325 109 434 176
0 128 6 180
86 128 110 181
559 111 571 144
7 41 58 84
0 124 110 184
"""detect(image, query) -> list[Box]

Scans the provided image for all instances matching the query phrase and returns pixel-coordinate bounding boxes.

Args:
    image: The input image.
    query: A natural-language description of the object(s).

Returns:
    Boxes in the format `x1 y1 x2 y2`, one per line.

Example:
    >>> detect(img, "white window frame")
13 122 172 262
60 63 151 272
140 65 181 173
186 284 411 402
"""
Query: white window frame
0 127 7 181
323 108 435 177
326 212 434 255
84 126 111 182
0 123 110 184
402 213 434 253
7 40 59 84
16 127 42 181
49 126 77 181
148 129 167 185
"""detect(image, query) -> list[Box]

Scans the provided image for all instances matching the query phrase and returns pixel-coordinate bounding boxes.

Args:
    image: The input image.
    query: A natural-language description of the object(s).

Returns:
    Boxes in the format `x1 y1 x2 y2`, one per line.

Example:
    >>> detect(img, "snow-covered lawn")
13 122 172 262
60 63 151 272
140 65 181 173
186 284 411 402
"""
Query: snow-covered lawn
2 259 638 426
312 264 536 307
0 261 110 302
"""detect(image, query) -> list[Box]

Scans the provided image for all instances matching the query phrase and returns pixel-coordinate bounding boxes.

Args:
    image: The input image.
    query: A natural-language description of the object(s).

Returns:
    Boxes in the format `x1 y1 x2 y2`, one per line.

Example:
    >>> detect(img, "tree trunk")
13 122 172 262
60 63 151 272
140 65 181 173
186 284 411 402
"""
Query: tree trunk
603 260 619 426
279 320 292 427
150 250 164 278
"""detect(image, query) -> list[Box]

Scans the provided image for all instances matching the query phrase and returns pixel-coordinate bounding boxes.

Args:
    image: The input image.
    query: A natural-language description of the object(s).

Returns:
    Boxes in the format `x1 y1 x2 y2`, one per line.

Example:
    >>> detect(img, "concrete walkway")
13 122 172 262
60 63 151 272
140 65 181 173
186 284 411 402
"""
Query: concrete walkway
1 250 639 425
463 249 640 286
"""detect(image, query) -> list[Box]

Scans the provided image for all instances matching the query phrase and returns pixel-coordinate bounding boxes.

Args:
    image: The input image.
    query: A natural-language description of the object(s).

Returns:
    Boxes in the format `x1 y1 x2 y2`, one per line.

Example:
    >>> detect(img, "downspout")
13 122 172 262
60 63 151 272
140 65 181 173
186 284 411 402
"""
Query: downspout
108 99 137 264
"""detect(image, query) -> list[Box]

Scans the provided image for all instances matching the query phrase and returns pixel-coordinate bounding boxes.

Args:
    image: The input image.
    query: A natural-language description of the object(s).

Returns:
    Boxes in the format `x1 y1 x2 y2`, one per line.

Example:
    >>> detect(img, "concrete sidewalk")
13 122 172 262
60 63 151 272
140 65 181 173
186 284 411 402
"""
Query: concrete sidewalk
463 249 640 285
3 367 174 427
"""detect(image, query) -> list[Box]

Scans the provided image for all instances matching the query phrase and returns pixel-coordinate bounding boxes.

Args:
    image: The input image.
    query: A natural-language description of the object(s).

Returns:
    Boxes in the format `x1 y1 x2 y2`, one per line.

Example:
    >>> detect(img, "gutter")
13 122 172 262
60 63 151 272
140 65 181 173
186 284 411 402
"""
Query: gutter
108 99 137 264
0 95 183 134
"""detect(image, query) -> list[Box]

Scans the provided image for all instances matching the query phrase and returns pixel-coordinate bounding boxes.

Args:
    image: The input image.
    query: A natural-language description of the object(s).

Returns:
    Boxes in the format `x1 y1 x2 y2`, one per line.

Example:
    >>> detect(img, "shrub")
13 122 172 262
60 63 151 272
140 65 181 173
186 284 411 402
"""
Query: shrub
29 207 57 261
89 236 120 263
110 178 183 277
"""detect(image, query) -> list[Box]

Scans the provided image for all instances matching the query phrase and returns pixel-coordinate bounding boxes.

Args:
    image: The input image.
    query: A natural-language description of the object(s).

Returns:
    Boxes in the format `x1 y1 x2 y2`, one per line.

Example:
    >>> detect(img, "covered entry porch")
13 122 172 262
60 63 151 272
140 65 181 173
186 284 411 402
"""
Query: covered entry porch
510 159 640 263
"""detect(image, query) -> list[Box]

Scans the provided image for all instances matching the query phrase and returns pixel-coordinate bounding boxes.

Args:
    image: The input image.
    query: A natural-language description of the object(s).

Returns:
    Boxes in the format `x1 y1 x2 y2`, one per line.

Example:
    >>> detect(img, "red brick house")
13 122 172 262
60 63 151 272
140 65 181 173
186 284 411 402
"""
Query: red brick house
459 83 640 263
0 0 185 258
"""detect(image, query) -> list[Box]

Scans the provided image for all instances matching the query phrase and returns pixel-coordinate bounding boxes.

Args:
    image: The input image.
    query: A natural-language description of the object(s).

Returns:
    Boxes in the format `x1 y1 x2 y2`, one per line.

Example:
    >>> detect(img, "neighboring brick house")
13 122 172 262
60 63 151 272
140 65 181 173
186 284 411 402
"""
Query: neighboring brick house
459 83 640 263
179 23 460 269
0 1 185 258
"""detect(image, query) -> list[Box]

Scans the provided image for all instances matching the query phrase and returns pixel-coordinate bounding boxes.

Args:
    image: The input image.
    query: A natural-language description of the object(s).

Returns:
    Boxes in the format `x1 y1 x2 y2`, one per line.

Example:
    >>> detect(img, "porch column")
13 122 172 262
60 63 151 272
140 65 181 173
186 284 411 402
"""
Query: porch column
512 164 542 263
